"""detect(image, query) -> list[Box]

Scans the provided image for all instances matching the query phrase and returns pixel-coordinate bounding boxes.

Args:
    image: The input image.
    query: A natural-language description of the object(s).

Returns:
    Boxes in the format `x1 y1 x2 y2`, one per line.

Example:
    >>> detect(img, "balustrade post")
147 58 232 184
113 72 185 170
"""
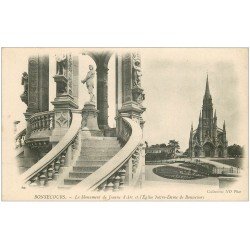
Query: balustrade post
30 176 39 186
54 158 61 176
97 181 107 191
47 165 54 181
60 151 67 168
39 173 47 187
124 158 133 185
113 175 121 191
105 182 114 191
118 168 126 190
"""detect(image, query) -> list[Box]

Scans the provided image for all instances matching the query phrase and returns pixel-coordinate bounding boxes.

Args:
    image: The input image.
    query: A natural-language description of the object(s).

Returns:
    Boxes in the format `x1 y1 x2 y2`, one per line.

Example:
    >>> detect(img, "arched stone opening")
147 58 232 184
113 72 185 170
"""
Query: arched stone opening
83 50 113 131
203 142 215 157
194 145 200 157
217 145 223 157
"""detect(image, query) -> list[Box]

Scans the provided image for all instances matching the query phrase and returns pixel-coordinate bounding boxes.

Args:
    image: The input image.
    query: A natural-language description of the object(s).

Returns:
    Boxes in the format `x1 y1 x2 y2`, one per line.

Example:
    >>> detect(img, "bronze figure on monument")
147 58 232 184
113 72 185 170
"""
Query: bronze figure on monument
81 64 96 103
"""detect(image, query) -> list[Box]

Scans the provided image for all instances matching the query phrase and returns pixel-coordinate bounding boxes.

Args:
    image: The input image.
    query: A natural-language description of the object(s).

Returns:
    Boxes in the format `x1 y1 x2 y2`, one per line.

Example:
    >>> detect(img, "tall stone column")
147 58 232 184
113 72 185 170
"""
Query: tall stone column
72 55 79 106
50 54 79 145
26 55 49 114
117 52 146 128
96 64 109 129
20 54 49 168
115 53 123 115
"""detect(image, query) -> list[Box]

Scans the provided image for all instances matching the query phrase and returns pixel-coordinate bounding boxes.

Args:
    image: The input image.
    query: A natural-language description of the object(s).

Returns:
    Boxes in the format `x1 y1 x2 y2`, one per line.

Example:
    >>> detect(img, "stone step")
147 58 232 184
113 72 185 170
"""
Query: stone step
86 137 118 141
64 178 83 185
76 159 107 164
89 130 103 137
81 145 120 150
74 163 104 168
69 172 92 179
80 148 120 153
73 166 100 172
79 152 119 158
58 185 72 189
77 155 113 161
81 140 120 146
62 136 121 187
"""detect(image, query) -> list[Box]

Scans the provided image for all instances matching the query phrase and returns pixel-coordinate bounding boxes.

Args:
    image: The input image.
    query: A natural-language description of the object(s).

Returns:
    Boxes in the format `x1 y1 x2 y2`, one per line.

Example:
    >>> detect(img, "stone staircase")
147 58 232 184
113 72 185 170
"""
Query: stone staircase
63 136 121 187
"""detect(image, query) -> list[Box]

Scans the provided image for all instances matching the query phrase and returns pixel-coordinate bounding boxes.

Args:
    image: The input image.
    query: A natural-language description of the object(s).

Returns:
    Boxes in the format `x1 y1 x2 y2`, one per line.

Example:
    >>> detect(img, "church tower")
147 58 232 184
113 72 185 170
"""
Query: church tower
188 75 228 158
202 75 214 139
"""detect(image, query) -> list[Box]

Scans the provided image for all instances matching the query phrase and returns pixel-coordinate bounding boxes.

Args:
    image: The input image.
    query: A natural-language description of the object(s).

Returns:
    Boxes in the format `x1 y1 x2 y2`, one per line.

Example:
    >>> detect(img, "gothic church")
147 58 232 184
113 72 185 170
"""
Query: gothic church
189 75 228 158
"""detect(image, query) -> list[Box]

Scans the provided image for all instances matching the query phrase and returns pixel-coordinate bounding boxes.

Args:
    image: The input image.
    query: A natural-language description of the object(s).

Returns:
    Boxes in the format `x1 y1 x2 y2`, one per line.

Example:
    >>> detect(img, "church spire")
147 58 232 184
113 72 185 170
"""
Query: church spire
214 109 217 119
223 120 226 131
189 122 193 145
204 74 211 99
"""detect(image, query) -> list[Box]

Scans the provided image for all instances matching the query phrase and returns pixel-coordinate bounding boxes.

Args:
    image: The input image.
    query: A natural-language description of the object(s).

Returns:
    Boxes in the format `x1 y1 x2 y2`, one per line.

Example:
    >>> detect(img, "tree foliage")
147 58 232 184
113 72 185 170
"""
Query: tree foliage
167 140 180 157
227 144 243 157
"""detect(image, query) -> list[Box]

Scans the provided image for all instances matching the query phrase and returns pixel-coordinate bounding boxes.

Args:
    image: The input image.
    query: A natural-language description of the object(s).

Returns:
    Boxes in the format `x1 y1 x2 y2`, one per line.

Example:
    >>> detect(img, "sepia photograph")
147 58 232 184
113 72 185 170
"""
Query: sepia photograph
1 47 248 201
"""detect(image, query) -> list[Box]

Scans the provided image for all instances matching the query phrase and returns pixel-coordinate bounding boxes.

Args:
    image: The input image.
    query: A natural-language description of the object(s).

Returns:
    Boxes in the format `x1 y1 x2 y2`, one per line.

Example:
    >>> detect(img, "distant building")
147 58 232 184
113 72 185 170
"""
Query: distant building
145 144 174 162
189 75 228 158
146 144 172 154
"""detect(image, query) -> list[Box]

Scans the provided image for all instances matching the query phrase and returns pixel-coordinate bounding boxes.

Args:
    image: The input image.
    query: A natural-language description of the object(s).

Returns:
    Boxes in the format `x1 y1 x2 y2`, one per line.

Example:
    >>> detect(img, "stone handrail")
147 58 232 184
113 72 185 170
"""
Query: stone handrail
73 117 143 191
20 111 82 186
29 111 55 133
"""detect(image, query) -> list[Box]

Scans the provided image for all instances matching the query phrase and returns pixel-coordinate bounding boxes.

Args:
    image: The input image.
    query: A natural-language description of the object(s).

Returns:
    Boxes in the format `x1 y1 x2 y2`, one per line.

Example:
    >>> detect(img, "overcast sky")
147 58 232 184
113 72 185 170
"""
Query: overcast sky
3 48 248 151
141 48 248 150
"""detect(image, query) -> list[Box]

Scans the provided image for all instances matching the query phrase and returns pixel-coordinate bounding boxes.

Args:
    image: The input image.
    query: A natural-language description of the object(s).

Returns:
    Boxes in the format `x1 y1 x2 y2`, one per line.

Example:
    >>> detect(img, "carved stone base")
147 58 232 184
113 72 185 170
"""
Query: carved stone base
81 103 103 137
50 94 78 145
51 95 78 110
118 101 145 128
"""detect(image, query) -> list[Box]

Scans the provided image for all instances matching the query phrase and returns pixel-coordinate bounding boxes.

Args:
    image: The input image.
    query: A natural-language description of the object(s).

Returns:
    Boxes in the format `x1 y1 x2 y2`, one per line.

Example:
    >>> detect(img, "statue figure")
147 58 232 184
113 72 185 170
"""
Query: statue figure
56 54 67 76
21 72 28 93
81 65 96 103
20 72 29 105
132 55 142 87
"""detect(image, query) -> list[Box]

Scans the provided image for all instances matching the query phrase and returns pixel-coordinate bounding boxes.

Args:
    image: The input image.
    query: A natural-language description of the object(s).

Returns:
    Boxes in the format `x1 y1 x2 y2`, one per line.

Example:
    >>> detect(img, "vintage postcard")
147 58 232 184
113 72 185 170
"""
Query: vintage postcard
1 48 248 201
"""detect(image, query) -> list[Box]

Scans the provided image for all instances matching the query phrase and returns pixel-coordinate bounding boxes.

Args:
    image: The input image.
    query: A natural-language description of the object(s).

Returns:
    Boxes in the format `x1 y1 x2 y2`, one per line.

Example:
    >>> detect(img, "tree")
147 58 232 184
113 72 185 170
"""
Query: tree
167 140 180 158
227 144 243 158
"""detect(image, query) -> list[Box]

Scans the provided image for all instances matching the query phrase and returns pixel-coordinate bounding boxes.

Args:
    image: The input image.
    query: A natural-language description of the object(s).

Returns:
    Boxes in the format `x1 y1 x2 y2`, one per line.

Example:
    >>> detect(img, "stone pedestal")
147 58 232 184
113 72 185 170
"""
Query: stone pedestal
81 102 103 137
50 95 78 145
118 101 145 129
50 54 79 145
50 74 78 145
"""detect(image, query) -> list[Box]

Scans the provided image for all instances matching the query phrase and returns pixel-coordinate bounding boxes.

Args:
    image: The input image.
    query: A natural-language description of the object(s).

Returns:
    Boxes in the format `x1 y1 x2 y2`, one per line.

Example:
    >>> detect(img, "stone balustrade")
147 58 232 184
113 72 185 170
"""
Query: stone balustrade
29 111 55 133
28 132 81 187
15 129 26 149
97 117 143 192
20 112 82 187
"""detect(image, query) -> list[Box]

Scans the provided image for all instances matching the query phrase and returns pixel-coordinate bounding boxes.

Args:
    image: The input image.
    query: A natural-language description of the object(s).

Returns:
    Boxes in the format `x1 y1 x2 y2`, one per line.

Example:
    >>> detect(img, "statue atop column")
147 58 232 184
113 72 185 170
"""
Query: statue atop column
81 65 96 104
132 53 142 87
20 71 29 105
56 54 67 76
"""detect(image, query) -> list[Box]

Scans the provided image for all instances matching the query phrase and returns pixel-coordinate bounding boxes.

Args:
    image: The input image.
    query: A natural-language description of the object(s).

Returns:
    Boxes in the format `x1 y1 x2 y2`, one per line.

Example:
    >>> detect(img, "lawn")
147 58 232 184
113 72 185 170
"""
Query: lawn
210 158 243 168
153 166 206 180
